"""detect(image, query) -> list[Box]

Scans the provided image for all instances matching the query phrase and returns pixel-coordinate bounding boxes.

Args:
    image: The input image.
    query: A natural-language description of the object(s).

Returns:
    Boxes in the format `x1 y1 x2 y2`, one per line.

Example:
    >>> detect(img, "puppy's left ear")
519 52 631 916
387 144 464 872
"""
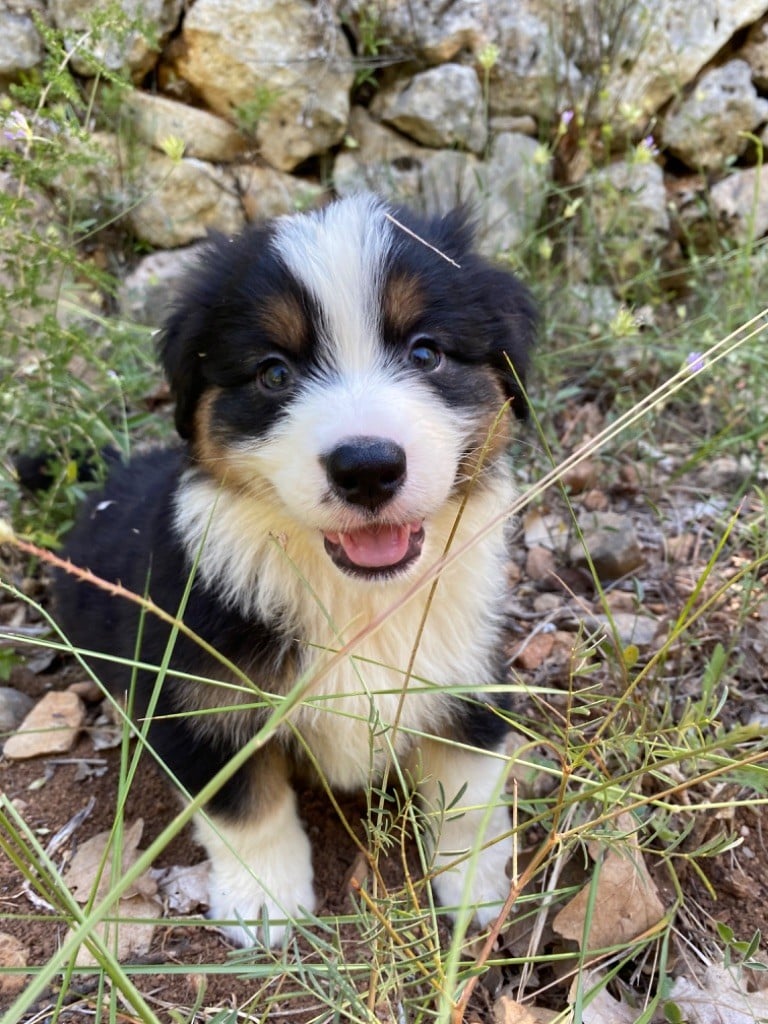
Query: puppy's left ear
486 268 538 420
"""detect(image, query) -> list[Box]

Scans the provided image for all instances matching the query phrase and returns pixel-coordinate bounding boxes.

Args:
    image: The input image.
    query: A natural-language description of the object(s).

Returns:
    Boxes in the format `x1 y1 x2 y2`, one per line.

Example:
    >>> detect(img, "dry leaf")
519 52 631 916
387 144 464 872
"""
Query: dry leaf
667 963 768 1024
154 861 210 914
61 820 162 965
62 819 157 904
72 892 161 966
568 971 640 1023
493 994 565 1024
553 813 665 950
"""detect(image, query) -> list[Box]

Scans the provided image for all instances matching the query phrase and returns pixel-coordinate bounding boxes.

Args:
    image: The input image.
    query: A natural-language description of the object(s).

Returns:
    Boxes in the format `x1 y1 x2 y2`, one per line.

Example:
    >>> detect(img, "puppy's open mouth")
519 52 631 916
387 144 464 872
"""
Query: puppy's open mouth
323 522 425 578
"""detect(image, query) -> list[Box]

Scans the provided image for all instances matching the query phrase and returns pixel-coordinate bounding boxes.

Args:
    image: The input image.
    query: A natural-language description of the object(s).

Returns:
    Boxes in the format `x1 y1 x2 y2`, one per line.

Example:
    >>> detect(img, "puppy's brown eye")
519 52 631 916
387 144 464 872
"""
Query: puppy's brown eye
408 337 442 372
258 358 292 392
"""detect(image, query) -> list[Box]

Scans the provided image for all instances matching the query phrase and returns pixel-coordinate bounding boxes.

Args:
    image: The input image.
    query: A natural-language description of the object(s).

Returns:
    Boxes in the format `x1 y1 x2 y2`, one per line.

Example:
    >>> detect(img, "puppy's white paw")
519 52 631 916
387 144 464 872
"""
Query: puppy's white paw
433 829 512 930
207 850 316 948
197 796 316 948
417 740 513 932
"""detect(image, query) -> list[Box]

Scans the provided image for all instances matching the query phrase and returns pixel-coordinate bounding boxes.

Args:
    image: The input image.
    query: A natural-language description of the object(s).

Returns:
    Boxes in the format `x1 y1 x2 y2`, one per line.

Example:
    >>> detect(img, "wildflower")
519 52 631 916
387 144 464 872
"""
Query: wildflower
160 134 185 161
642 135 659 154
609 306 639 338
3 109 30 143
556 109 575 140
686 351 706 374
477 43 499 72
634 135 660 164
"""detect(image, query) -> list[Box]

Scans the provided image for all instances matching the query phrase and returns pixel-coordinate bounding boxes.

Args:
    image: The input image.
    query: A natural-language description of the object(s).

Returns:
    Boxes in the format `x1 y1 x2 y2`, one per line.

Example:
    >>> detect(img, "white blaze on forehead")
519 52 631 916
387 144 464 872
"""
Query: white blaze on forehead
271 195 394 374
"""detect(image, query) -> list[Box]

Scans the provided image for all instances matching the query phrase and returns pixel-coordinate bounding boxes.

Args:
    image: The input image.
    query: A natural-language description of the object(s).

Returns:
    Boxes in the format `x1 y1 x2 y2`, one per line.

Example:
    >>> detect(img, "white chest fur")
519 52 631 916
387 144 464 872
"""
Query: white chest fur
175 473 512 788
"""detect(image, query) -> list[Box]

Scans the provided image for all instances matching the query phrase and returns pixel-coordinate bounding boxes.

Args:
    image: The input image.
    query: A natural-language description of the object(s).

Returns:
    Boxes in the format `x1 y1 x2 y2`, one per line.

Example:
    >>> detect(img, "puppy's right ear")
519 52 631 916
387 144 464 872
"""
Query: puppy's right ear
158 236 228 440
159 302 208 440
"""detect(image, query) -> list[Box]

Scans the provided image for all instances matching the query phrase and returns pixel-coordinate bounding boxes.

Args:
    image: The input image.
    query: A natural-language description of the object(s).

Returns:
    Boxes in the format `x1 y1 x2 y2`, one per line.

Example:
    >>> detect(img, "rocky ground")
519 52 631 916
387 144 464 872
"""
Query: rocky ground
1 390 767 1021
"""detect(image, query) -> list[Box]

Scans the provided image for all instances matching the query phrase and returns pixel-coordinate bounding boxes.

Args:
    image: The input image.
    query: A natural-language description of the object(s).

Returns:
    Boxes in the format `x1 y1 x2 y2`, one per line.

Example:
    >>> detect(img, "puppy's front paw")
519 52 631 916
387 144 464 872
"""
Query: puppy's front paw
433 831 512 931
197 800 316 948
207 852 316 948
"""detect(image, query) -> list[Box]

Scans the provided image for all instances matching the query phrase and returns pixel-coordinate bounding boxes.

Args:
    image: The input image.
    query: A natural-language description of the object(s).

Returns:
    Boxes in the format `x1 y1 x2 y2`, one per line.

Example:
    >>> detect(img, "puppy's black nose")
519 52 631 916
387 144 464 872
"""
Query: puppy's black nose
326 437 406 510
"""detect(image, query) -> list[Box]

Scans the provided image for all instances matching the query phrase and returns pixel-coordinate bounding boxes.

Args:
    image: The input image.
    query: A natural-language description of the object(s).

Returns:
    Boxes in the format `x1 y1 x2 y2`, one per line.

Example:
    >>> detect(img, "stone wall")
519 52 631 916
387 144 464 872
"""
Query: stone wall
4 0 768 315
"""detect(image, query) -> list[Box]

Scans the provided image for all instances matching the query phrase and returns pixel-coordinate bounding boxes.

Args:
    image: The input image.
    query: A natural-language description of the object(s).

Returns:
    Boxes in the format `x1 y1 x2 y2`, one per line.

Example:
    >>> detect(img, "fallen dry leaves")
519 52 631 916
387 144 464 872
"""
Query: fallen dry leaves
667 963 768 1024
61 818 162 966
552 813 666 951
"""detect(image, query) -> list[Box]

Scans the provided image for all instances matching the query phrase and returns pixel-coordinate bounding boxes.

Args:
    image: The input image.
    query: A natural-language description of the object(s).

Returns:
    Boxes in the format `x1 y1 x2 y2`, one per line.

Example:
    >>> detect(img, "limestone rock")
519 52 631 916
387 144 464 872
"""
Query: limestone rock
126 147 246 248
584 158 670 281
486 3 581 120
588 612 658 649
490 114 538 137
340 0 488 62
4 690 86 759
0 10 42 79
375 64 487 153
710 165 768 245
123 92 250 163
175 0 353 172
337 116 546 257
341 0 578 119
661 61 768 171
49 0 183 81
333 107 424 203
420 132 548 256
599 0 768 127
472 131 548 254
740 17 768 90
119 170 325 316
232 165 326 223
119 246 204 325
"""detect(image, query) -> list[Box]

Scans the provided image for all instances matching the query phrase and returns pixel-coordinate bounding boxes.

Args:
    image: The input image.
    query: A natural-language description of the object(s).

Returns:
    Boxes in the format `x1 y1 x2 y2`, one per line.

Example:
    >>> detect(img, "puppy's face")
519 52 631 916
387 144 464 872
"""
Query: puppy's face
162 196 536 580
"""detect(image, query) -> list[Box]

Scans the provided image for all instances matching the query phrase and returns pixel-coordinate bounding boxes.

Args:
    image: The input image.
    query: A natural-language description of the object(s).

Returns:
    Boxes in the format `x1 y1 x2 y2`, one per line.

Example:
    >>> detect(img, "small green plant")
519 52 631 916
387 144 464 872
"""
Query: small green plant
0 19 166 541
344 2 392 90
232 85 282 139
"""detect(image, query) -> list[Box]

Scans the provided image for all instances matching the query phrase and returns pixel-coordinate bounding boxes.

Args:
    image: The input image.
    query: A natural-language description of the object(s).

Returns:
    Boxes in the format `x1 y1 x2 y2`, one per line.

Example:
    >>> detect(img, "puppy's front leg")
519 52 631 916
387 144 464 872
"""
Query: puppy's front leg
418 736 512 930
195 755 316 948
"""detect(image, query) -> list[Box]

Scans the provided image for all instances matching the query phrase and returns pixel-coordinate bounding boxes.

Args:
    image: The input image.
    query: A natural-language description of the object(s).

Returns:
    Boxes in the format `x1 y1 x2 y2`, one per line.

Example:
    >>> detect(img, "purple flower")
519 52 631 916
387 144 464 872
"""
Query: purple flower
686 351 705 374
3 110 30 143
640 135 659 156
560 109 574 127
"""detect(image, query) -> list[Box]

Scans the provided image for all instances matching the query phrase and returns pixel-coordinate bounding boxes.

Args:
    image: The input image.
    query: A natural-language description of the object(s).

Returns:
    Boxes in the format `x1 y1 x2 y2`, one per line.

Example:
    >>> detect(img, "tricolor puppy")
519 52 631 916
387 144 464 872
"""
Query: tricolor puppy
56 194 536 947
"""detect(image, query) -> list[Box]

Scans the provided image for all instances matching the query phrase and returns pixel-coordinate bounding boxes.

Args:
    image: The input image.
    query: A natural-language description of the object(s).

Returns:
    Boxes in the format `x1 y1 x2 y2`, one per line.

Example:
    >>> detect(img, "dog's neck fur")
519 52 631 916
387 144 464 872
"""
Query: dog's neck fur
174 467 514 788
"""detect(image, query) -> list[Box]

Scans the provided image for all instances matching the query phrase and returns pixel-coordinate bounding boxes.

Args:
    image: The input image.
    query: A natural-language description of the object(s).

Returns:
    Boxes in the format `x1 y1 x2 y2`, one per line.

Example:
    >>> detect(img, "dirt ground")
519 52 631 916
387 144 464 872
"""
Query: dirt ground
3 651 767 1022
2 400 767 1021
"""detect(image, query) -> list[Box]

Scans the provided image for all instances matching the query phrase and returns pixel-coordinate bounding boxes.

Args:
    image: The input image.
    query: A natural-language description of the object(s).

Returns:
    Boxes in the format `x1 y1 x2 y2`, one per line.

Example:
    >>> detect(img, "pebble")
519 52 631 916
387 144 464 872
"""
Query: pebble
525 545 556 582
0 687 35 738
3 690 86 759
0 932 28 995
587 612 659 649
511 632 556 670
571 511 645 580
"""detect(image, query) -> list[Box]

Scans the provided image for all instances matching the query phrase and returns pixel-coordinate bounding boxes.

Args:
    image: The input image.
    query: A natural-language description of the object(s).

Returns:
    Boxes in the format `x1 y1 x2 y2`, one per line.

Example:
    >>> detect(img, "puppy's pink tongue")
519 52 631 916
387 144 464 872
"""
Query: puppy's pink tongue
328 524 416 568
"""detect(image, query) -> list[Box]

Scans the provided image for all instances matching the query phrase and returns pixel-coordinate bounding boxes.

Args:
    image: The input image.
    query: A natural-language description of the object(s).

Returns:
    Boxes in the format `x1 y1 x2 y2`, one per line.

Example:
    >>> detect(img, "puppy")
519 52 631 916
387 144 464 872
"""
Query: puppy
55 194 536 947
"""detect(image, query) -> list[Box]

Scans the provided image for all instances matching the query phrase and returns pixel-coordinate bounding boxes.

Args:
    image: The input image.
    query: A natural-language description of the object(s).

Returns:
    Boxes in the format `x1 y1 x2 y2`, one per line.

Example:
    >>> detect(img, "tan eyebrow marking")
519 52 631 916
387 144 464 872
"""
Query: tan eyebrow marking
383 273 425 335
259 293 309 353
